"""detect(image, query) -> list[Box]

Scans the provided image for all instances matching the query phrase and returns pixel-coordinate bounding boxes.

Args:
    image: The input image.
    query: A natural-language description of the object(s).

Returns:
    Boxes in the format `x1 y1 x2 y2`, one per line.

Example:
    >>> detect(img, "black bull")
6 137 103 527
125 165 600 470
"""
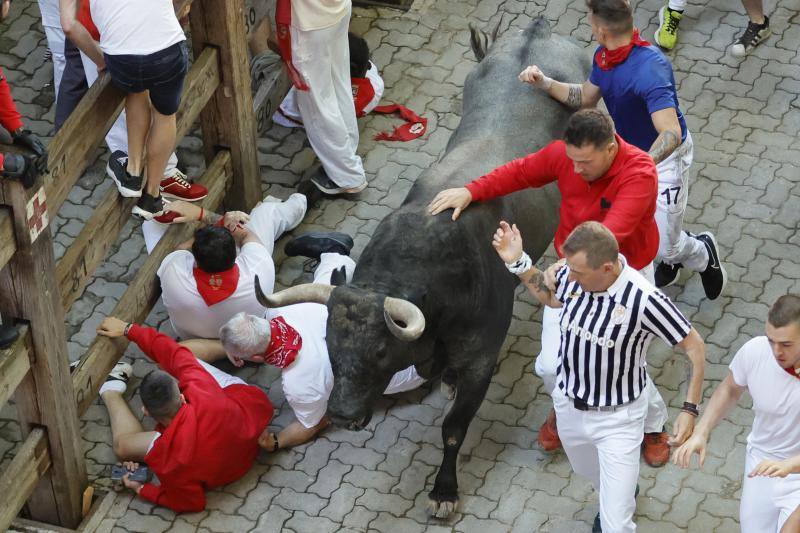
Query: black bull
259 17 590 517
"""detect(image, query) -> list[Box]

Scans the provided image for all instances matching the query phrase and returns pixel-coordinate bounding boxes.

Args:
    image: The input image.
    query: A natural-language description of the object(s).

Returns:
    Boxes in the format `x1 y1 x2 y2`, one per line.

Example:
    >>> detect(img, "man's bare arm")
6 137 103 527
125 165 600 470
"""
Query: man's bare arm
518 267 562 308
649 108 682 164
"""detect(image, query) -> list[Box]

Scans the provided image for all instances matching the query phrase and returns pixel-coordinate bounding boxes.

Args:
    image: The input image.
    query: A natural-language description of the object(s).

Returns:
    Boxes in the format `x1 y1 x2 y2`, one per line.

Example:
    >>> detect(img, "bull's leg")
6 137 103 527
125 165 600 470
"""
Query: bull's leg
427 363 493 518
440 367 457 400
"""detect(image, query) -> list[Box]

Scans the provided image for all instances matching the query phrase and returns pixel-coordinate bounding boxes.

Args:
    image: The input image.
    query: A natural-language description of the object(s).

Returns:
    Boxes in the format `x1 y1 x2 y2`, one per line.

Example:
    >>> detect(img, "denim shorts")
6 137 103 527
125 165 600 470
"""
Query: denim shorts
104 41 188 115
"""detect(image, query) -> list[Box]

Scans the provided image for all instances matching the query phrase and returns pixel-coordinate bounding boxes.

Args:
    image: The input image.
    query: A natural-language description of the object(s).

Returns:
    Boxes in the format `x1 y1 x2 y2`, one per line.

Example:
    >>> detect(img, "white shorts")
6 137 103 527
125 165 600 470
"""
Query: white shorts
741 448 800 532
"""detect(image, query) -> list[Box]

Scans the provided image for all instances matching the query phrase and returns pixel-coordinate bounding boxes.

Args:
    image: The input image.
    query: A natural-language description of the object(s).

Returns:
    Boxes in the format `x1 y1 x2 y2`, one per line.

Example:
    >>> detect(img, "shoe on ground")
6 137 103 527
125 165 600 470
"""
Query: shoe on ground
654 6 682 50
731 16 770 57
642 430 670 467
132 192 164 220
694 231 727 300
160 168 208 201
310 168 367 195
593 512 602 533
0 323 19 349
297 178 326 209
106 151 143 198
654 261 682 288
537 408 562 451
285 232 354 260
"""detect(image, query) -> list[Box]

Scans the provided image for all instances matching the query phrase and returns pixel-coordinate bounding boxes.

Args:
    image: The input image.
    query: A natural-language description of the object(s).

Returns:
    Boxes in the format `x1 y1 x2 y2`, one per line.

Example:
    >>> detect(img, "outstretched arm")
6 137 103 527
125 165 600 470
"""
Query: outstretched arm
518 66 602 109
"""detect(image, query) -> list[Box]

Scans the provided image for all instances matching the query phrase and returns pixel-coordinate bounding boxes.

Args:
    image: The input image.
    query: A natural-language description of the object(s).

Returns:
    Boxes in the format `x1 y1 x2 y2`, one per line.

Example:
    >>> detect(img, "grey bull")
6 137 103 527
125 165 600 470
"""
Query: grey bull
257 17 591 517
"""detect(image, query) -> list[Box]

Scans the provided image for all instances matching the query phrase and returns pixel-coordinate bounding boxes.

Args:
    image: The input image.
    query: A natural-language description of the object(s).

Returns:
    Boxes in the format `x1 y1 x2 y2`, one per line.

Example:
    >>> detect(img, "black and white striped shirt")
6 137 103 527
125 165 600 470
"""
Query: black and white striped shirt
553 256 692 407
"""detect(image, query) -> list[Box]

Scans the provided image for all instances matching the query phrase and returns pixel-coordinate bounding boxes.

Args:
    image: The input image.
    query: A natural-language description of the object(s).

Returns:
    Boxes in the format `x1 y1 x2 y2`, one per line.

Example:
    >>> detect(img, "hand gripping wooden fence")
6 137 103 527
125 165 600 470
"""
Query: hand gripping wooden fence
0 0 287 528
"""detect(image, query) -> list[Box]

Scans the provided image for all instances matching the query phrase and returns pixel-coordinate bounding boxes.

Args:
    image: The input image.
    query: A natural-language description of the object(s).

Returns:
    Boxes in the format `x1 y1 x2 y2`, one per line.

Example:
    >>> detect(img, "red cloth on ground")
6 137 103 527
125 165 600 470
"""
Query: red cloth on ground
466 135 659 270
128 325 273 513
78 0 101 41
0 68 24 133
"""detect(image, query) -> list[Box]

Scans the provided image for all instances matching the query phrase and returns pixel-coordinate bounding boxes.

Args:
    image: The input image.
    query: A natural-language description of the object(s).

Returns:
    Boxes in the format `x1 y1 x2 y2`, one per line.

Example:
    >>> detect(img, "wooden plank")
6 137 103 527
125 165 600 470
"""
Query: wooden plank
0 180 87 528
73 151 231 416
0 428 52 533
0 324 31 409
252 54 291 137
0 208 16 272
56 47 221 313
190 0 261 212
10 489 116 533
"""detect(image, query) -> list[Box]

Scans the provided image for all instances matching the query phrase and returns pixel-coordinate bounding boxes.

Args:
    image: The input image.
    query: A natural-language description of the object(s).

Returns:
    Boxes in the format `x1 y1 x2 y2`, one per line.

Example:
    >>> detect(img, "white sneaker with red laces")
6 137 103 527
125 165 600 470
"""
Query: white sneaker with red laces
160 169 208 201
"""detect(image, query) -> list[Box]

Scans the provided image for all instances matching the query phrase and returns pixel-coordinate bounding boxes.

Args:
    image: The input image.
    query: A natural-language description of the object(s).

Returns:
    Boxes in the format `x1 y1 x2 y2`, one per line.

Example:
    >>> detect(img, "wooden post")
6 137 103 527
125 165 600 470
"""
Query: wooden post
189 0 261 212
0 180 86 528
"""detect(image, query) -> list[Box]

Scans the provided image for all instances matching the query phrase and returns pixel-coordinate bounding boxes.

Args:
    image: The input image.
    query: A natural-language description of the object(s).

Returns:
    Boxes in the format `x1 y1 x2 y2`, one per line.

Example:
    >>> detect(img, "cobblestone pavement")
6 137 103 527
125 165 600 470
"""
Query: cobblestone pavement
1 0 799 531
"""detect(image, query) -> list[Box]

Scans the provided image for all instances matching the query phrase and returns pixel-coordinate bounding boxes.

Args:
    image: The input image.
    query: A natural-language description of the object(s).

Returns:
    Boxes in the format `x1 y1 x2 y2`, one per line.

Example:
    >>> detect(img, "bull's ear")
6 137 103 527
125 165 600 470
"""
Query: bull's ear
330 266 347 287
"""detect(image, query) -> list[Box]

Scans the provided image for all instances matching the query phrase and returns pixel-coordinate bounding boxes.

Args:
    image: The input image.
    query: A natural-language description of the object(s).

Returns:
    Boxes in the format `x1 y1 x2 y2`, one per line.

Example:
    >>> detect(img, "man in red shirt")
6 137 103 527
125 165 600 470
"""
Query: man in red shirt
95 316 273 512
428 108 672 466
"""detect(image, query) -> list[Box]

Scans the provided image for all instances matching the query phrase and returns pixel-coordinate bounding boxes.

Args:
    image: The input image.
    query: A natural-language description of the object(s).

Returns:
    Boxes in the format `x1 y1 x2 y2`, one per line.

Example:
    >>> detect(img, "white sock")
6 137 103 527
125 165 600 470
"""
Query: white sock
668 0 686 12
99 379 127 395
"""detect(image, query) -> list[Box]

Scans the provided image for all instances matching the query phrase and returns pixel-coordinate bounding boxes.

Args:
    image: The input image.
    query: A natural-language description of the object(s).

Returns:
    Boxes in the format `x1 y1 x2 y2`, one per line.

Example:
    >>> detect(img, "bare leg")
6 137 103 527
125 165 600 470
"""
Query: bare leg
145 108 176 196
782 506 800 533
259 417 330 451
100 391 158 461
125 91 151 177
741 0 765 24
179 339 227 362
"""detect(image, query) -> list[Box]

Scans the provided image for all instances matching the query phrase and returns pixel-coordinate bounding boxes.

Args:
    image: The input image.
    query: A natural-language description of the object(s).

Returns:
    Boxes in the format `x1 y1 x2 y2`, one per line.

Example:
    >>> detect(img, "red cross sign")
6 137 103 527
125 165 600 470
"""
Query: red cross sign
26 187 48 243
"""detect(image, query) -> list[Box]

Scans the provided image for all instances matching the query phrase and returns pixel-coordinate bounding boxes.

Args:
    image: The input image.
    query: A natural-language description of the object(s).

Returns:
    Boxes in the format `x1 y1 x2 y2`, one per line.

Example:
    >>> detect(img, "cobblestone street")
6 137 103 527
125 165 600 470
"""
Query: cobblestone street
1 0 799 531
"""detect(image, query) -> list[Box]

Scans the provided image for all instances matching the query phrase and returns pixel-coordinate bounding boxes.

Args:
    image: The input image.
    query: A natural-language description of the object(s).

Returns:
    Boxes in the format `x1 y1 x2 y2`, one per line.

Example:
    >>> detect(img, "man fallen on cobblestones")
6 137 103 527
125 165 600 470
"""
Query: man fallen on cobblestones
95 316 273 513
149 194 308 340
494 221 705 533
61 0 190 219
428 109 676 467
198 250 426 452
519 0 727 302
675 294 800 532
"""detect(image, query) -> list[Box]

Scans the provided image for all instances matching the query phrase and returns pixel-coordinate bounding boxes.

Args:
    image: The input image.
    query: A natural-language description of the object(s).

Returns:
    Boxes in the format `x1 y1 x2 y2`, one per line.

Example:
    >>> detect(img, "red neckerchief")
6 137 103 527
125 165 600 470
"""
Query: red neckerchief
264 316 302 368
352 77 376 118
372 104 428 142
594 29 650 71
192 265 240 306
275 0 309 91
783 365 800 380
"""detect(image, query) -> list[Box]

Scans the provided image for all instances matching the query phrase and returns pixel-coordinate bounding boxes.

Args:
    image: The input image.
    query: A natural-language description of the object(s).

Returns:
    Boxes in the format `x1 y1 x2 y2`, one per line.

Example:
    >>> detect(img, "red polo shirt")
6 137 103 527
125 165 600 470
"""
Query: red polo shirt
465 134 658 270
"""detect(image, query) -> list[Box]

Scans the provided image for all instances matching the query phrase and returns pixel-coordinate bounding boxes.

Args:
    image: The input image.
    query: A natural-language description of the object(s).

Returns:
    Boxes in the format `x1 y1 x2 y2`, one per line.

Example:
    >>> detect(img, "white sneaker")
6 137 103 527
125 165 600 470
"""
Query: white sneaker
99 361 133 395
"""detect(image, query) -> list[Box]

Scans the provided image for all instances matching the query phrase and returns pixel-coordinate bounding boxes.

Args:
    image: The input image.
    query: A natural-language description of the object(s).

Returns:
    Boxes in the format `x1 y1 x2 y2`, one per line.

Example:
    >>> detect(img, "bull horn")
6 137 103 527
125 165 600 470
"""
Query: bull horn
254 276 333 308
383 296 426 342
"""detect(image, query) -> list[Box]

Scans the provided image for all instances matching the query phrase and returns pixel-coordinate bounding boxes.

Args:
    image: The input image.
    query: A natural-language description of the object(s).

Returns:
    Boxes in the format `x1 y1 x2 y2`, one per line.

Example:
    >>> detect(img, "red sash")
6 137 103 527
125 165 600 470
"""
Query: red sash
264 316 302 368
275 0 309 91
594 29 650 71
192 265 240 306
372 104 428 142
783 365 800 380
352 77 375 118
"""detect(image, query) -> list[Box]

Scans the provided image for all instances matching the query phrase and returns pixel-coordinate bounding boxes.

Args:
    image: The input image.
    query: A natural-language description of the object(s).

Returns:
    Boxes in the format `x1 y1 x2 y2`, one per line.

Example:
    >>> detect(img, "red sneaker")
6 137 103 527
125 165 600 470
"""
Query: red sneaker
642 431 670 467
538 408 562 451
153 210 181 225
160 169 207 201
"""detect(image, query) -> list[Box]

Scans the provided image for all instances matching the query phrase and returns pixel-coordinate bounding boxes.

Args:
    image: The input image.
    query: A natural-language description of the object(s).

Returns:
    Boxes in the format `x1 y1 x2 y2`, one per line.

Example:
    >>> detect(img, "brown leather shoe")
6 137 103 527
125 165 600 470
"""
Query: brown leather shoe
642 431 670 467
537 408 562 451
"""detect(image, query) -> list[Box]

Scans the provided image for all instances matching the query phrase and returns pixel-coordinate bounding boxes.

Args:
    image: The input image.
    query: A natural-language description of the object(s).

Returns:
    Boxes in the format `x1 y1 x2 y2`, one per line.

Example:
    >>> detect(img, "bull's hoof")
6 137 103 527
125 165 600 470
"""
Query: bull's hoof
426 494 459 518
440 381 456 400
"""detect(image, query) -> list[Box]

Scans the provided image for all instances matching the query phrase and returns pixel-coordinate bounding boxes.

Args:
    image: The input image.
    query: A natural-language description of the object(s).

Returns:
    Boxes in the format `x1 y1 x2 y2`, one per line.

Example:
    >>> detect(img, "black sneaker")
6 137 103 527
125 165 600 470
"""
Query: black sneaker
285 232 354 260
593 512 602 533
310 167 367 195
0 323 19 349
132 192 164 220
731 16 770 57
654 261 682 288
694 232 727 300
107 151 143 198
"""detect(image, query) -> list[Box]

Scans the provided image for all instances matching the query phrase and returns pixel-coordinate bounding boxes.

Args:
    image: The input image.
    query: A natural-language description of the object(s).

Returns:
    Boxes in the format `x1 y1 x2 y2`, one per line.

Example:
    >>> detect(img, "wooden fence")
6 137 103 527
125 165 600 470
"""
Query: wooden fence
0 0 288 528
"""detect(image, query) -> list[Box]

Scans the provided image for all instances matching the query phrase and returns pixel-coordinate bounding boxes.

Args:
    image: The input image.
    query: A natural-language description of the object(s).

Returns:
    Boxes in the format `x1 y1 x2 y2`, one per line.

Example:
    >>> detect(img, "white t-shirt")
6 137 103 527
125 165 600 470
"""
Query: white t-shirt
291 0 349 31
730 336 800 461
157 243 274 340
90 0 185 55
37 0 60 28
275 303 425 428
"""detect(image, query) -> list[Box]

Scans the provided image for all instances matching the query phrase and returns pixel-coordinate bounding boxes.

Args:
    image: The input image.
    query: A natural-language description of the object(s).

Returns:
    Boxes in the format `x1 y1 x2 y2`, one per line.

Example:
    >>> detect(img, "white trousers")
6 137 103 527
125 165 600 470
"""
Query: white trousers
291 10 365 188
535 262 667 434
654 132 708 272
741 448 800 532
43 25 66 99
80 52 179 176
142 193 306 254
554 385 648 533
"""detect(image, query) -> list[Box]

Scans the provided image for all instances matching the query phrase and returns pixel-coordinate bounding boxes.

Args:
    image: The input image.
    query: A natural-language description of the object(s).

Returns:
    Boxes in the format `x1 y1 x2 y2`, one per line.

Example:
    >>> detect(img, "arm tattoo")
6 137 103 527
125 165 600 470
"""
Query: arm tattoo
648 130 680 164
526 271 552 296
565 84 583 109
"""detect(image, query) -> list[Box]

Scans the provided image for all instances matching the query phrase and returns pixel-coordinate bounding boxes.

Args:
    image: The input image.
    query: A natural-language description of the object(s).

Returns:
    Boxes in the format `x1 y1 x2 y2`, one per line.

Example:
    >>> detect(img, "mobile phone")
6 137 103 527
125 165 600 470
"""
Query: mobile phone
111 463 150 483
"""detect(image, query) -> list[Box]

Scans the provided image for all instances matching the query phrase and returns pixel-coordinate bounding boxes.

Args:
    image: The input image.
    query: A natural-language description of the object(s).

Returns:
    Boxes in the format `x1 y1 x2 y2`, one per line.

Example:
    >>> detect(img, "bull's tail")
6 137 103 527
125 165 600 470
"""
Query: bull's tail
469 18 502 62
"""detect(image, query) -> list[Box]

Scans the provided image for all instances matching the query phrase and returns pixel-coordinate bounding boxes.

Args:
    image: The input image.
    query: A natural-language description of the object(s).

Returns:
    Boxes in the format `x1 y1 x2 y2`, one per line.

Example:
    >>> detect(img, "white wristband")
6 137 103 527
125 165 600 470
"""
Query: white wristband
506 251 533 275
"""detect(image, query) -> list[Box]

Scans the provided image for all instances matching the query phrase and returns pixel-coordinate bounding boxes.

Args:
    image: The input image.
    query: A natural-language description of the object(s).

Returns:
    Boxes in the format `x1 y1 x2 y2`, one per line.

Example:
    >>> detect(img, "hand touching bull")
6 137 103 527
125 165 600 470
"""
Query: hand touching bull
427 187 473 221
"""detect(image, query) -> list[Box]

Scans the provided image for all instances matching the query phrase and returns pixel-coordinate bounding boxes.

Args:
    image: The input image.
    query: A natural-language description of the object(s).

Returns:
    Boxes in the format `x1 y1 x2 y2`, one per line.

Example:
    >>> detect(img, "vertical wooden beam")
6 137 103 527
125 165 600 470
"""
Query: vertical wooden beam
189 0 261 212
0 180 86 528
